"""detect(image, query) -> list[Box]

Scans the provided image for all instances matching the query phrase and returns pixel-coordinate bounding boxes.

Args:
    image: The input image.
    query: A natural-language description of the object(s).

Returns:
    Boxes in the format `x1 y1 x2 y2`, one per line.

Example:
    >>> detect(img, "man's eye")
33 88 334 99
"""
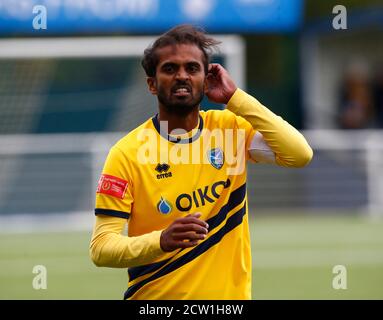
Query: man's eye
163 65 175 73
188 65 199 73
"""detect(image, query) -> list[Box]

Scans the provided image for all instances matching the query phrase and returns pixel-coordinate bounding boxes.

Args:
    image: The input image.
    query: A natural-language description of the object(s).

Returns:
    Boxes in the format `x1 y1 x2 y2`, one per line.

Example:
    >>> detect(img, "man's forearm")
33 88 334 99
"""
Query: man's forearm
90 215 165 268
226 88 313 167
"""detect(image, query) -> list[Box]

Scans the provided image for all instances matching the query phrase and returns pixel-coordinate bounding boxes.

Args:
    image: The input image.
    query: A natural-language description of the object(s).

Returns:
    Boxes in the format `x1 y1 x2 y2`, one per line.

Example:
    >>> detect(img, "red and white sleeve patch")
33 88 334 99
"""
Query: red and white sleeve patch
97 174 128 199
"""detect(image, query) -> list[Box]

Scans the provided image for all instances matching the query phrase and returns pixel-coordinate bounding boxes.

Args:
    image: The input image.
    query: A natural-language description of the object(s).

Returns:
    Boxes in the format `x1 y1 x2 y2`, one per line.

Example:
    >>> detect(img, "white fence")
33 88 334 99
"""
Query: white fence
0 130 382 232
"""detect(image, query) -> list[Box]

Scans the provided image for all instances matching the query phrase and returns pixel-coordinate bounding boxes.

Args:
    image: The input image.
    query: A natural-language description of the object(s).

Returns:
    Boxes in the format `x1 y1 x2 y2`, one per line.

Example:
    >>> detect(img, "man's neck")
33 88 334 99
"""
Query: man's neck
158 106 200 133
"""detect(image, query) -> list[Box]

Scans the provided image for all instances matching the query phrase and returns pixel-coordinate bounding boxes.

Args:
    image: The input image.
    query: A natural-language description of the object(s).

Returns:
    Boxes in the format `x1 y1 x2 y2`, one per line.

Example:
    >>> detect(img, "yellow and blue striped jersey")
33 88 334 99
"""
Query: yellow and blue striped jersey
92 88 313 300
95 108 255 299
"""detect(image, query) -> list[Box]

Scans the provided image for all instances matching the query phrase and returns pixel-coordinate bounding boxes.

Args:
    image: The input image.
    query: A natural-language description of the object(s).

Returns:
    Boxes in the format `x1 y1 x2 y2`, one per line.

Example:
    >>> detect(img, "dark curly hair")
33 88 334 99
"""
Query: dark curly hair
141 24 221 77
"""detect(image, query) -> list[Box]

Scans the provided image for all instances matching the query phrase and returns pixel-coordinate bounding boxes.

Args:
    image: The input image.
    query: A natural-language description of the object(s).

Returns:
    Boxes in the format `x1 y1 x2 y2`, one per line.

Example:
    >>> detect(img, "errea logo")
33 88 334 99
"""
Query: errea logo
155 163 172 179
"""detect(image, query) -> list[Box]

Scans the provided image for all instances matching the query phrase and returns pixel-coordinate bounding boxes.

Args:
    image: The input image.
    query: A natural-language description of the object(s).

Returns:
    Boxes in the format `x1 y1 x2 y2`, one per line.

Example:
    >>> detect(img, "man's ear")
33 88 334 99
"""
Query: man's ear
147 77 157 95
203 75 209 94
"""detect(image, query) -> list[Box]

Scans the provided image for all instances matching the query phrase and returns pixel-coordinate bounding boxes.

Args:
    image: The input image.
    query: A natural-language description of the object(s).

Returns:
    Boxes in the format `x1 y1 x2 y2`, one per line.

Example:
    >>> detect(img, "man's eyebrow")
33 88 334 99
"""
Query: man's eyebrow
186 61 201 67
160 62 177 68
161 60 201 66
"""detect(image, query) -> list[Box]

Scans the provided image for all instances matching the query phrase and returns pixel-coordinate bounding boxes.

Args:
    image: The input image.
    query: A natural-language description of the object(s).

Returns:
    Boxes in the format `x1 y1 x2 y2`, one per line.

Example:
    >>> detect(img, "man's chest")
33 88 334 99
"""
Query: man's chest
131 161 230 216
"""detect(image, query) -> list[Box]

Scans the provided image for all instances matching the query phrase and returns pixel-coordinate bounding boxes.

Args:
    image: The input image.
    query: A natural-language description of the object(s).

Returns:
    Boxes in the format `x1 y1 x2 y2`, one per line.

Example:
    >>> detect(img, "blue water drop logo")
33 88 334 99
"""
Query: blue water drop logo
157 197 172 214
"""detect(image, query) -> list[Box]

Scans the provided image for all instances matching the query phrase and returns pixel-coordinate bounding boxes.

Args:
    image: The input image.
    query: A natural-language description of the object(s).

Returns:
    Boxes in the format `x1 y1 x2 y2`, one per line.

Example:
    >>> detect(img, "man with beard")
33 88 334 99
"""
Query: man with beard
90 25 313 300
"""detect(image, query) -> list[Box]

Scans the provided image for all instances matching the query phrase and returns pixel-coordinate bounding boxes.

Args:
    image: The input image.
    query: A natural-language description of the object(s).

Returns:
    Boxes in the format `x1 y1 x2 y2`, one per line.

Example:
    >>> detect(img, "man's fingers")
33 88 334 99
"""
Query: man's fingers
208 63 220 71
208 63 224 76
172 223 208 234
175 216 209 228
161 213 210 251
177 240 199 249
172 231 207 241
185 212 202 218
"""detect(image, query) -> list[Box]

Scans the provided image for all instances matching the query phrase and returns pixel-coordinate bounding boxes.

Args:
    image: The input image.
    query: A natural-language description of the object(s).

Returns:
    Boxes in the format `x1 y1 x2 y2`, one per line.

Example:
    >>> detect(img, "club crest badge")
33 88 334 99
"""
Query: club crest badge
207 148 224 170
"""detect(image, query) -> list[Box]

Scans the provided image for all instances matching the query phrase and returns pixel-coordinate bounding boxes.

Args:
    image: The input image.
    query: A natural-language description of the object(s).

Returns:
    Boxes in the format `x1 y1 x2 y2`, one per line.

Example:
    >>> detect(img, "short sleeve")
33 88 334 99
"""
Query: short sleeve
95 146 134 219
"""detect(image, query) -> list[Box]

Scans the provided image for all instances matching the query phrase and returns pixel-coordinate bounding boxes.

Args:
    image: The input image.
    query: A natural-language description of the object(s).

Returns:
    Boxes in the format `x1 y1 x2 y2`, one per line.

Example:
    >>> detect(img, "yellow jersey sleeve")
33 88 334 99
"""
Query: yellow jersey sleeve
91 146 167 268
226 88 313 167
95 146 134 218
90 215 165 268
231 111 257 162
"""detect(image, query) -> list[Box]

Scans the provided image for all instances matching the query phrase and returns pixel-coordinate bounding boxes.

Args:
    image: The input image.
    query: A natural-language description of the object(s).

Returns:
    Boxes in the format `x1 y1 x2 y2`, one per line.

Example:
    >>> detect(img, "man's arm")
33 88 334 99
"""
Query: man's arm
90 213 208 268
226 88 313 167
205 63 313 167
90 214 164 268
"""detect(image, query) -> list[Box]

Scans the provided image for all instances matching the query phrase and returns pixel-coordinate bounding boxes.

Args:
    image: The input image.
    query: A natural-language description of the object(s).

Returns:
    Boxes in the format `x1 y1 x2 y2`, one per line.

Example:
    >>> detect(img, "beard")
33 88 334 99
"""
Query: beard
157 83 204 117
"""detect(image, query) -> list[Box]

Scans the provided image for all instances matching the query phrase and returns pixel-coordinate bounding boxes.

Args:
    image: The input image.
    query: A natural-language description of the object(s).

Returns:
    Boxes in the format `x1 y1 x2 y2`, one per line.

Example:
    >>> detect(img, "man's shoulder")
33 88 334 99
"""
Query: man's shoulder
112 117 154 154
201 108 238 128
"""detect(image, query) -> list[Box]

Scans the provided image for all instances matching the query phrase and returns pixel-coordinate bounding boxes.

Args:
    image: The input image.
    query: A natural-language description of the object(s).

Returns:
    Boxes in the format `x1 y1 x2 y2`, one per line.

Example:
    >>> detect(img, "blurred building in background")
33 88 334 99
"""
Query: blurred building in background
302 2 383 129
0 0 382 231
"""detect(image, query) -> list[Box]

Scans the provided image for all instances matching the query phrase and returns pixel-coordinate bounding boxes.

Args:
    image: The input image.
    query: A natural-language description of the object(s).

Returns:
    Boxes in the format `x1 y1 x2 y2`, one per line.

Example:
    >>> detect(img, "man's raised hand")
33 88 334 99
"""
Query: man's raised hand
160 213 209 252
205 63 237 104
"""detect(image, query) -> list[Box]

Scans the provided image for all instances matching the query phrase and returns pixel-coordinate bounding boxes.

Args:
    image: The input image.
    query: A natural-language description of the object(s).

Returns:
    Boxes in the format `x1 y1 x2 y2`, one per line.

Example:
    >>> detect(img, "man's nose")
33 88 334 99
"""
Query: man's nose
175 68 190 80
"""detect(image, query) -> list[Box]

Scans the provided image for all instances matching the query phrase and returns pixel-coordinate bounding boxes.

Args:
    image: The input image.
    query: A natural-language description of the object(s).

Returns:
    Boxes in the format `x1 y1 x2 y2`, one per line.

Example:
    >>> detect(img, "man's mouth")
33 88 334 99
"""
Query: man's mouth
172 86 191 97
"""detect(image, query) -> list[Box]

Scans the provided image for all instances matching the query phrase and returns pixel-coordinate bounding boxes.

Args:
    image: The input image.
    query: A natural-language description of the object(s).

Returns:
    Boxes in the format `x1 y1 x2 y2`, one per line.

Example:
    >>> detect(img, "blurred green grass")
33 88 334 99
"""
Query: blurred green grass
0 214 382 299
